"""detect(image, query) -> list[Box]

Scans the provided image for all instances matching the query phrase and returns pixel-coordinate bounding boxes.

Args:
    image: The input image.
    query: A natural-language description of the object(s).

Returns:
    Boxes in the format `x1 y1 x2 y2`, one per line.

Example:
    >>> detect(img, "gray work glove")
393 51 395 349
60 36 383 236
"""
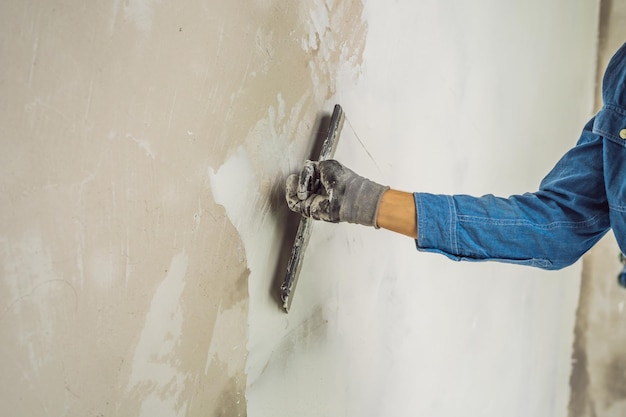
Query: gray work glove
285 160 389 227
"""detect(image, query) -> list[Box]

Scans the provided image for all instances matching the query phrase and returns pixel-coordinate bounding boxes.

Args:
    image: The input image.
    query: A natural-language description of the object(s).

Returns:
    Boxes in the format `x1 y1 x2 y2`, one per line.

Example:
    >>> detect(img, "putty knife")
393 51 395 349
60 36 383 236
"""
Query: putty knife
280 104 345 313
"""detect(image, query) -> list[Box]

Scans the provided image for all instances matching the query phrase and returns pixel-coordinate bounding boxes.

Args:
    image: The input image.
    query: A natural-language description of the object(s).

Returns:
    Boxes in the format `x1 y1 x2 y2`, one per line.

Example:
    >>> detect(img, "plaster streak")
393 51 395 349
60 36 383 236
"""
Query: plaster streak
167 89 178 131
124 234 132 288
89 250 114 288
208 147 258 234
127 252 189 417
305 1 330 53
205 300 248 377
109 0 122 32
125 133 155 159
28 36 39 87
2 233 55 317
123 0 160 35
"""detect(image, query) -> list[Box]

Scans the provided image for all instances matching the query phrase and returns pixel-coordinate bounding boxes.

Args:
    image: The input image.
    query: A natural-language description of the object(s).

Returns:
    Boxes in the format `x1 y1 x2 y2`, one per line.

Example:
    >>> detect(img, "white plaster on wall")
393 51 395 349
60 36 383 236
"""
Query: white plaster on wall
119 0 160 35
205 300 248 377
125 133 156 160
126 252 189 417
2 233 54 311
208 147 257 234
208 91 355 416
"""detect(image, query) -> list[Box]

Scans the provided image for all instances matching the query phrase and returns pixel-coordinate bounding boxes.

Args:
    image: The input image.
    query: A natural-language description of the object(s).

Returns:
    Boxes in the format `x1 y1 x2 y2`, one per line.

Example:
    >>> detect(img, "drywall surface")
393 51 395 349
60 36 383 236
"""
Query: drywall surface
0 1 600 417
217 1 598 417
0 0 359 415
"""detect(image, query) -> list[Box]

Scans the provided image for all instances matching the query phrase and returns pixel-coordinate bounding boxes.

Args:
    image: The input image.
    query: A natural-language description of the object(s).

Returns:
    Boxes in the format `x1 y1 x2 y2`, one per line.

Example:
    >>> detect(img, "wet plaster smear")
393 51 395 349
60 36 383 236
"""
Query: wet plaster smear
0 1 599 417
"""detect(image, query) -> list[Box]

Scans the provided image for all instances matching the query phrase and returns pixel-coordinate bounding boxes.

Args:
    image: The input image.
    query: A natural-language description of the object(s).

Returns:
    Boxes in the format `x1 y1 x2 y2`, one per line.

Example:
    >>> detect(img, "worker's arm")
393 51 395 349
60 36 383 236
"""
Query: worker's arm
286 135 611 270
377 189 417 238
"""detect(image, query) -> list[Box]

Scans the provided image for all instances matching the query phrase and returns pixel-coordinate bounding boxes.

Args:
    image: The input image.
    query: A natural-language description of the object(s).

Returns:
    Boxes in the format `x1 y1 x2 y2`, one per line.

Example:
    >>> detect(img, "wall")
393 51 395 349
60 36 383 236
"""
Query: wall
0 1 599 417
0 1 364 416
569 2 626 415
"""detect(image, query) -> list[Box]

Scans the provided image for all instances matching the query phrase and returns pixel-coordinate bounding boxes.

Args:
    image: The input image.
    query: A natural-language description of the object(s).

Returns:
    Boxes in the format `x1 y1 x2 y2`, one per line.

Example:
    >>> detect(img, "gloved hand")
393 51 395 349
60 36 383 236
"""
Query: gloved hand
285 159 389 227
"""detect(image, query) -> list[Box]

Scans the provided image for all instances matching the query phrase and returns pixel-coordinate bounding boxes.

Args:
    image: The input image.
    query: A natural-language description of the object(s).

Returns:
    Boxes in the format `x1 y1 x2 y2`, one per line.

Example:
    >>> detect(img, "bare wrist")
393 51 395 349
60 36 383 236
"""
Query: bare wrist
376 189 417 238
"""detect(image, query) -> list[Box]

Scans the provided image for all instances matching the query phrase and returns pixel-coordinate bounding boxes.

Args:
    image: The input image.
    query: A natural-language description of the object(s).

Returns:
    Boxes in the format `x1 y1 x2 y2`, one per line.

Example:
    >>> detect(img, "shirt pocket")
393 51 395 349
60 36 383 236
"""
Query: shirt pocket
593 105 626 147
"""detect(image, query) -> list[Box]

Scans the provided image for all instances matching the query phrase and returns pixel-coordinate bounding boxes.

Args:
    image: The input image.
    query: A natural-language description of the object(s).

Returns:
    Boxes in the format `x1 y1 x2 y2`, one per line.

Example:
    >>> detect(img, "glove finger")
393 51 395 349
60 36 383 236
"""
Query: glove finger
285 174 302 213
300 194 335 222
297 160 319 200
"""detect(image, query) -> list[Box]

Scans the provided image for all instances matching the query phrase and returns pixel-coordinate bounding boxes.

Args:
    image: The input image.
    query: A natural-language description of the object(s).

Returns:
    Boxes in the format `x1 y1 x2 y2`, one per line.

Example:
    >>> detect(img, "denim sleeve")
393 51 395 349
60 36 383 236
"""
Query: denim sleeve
415 119 611 270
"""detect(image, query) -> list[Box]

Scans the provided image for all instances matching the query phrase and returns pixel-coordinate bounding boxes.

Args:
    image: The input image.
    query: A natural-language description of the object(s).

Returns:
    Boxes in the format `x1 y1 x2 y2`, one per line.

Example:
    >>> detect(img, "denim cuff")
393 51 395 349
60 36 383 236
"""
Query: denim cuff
414 192 461 261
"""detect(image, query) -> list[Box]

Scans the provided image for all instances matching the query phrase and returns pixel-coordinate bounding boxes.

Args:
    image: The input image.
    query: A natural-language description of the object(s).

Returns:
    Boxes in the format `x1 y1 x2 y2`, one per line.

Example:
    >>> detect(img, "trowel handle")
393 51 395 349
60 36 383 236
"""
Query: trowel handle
319 104 344 161
280 104 345 313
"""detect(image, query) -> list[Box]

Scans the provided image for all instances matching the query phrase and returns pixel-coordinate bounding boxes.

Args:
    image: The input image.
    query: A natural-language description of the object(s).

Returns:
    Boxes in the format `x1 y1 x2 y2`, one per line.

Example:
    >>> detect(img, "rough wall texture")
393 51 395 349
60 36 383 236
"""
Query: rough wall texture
0 0 365 415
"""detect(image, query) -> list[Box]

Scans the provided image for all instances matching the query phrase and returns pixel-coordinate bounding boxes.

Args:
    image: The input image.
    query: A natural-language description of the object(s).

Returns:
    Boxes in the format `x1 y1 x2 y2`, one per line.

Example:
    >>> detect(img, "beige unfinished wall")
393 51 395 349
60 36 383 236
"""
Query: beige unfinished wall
0 1 365 415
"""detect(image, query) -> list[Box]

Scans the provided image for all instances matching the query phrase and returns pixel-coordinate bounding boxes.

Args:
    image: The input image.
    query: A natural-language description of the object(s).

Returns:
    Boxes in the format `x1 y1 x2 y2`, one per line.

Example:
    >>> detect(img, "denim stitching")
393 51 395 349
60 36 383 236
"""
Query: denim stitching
604 103 626 115
447 195 458 255
456 212 607 230
609 203 626 213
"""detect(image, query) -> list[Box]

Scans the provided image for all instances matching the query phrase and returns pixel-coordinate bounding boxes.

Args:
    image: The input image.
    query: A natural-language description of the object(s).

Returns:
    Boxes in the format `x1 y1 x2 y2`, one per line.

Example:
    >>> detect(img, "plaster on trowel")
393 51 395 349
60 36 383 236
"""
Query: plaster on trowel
280 104 345 313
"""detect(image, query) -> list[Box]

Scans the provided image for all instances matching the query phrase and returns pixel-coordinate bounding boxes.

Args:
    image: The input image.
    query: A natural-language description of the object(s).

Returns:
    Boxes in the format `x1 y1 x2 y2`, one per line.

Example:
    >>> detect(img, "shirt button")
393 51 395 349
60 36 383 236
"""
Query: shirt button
620 129 626 139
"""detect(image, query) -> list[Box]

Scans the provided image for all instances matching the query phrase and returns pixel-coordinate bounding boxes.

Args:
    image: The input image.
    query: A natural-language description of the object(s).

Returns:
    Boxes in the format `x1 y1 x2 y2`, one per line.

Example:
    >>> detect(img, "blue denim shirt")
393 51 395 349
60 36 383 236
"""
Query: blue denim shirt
415 43 626 273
